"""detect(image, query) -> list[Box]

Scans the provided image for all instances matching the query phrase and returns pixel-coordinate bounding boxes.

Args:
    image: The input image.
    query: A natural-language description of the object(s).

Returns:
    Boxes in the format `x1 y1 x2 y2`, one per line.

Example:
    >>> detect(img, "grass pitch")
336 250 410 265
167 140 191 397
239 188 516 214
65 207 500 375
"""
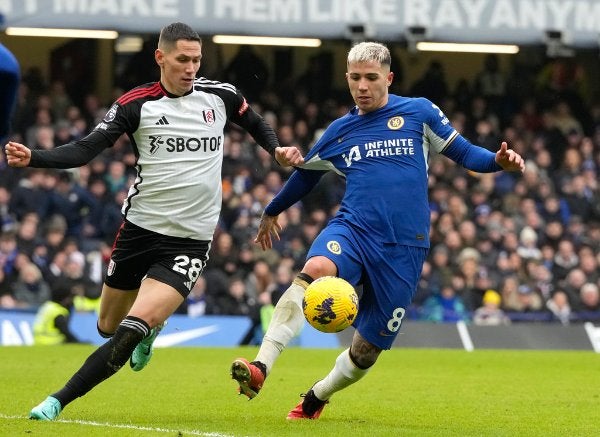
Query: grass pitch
0 345 598 436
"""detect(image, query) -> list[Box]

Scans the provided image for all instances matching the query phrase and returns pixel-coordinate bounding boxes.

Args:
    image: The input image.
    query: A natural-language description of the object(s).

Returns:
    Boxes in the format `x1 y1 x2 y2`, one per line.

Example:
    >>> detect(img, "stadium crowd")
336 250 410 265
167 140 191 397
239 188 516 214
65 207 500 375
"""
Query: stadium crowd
1 48 599 339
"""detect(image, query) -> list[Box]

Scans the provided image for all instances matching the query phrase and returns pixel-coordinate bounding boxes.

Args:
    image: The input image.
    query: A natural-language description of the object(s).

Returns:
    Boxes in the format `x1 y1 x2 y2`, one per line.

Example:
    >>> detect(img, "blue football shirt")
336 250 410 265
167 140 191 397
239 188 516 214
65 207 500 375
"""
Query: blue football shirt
300 94 457 247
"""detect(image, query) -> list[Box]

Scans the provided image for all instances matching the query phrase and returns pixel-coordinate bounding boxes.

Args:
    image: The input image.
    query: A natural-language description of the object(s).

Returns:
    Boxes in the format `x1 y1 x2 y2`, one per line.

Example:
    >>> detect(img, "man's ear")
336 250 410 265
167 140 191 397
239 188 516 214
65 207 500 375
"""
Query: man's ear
155 49 163 67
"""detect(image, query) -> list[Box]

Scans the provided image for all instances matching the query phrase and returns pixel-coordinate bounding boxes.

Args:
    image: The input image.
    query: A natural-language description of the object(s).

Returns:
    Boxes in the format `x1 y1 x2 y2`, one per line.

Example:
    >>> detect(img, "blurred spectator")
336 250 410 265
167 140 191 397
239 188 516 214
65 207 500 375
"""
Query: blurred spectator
48 80 73 121
552 239 579 281
541 219 565 249
46 170 98 239
564 176 594 222
512 284 544 313
245 259 276 300
552 101 584 137
82 178 109 240
271 262 295 306
500 276 524 312
15 212 40 257
458 220 478 248
25 105 53 146
536 111 567 171
58 245 102 303
0 231 19 285
0 186 17 233
11 262 51 307
223 45 269 102
8 168 50 221
32 279 85 344
0 268 17 308
473 54 506 118
516 226 542 261
207 232 239 277
456 247 483 310
178 276 209 318
473 289 510 326
578 283 600 314
528 261 554 301
538 192 570 227
54 119 74 145
229 212 256 247
421 284 470 323
546 290 572 325
577 246 599 284
409 60 448 103
553 148 582 189
425 244 453 298
295 52 334 103
561 268 587 309
103 161 128 194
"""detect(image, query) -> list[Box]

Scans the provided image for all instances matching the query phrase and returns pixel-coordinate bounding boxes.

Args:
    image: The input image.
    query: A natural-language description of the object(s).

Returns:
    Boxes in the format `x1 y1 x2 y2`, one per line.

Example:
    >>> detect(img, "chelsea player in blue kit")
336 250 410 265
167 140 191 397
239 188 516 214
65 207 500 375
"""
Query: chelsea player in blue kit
231 42 525 419
0 42 20 142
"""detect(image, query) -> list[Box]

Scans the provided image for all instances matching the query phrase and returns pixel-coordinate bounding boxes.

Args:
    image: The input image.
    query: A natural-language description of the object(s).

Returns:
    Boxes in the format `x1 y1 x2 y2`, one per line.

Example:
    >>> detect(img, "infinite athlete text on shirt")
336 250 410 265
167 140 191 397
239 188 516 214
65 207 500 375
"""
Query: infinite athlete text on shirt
364 138 415 157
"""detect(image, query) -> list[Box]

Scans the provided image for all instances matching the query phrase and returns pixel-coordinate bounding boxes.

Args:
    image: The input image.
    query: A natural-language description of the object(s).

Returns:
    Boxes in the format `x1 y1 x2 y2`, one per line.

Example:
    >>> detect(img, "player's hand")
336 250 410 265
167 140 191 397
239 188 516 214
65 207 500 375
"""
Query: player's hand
274 146 304 167
495 141 525 173
4 141 32 167
254 213 281 251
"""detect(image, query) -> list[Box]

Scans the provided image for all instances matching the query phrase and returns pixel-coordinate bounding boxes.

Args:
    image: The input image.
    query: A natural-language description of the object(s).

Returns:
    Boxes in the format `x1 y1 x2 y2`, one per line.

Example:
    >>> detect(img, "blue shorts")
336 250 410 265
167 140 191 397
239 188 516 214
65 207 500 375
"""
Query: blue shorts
307 222 428 349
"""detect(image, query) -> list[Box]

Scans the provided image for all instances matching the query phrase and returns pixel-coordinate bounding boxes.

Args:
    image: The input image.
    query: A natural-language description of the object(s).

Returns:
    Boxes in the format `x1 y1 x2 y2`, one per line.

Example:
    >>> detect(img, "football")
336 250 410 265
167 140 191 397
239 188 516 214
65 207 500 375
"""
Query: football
302 276 359 333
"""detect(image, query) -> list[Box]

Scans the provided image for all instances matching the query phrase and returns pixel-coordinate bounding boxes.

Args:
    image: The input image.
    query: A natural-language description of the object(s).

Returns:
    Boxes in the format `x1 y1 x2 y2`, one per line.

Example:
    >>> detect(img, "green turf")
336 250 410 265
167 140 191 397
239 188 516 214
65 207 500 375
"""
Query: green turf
0 345 598 436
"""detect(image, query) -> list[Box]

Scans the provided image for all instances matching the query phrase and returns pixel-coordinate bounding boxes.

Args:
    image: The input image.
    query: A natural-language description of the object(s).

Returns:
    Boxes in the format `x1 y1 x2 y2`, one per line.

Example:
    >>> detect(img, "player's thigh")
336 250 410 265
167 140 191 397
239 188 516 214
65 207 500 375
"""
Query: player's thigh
127 278 183 328
306 223 363 284
97 284 139 333
127 236 210 327
355 244 428 350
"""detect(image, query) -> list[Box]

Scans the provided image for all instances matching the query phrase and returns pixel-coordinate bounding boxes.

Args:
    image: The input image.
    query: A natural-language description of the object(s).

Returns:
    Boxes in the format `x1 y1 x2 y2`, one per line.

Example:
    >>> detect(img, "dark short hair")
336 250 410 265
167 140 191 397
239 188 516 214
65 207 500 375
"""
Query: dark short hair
158 22 201 50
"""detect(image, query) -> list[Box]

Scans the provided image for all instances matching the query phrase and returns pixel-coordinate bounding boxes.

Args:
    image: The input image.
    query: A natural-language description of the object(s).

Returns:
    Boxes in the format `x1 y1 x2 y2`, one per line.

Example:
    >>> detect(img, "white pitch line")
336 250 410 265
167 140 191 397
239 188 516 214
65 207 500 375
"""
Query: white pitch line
456 320 474 352
0 413 238 437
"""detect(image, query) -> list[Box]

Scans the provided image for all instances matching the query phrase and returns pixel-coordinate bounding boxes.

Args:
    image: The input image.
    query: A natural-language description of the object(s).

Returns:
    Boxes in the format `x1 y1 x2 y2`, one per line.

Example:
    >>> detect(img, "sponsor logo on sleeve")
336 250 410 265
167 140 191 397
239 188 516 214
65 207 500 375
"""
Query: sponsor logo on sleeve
103 104 118 123
238 98 249 116
327 241 342 255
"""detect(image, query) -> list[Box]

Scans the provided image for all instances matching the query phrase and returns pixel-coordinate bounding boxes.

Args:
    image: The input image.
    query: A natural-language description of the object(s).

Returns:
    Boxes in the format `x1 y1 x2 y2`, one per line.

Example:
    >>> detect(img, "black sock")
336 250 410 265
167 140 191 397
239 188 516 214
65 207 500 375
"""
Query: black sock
251 361 267 378
97 322 114 339
52 316 149 408
297 272 314 284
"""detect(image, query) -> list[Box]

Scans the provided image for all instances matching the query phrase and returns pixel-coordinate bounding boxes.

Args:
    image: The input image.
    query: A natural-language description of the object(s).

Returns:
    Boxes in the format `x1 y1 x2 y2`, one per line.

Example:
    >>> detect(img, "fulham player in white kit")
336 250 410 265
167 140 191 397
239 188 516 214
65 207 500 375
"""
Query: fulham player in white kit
5 22 303 421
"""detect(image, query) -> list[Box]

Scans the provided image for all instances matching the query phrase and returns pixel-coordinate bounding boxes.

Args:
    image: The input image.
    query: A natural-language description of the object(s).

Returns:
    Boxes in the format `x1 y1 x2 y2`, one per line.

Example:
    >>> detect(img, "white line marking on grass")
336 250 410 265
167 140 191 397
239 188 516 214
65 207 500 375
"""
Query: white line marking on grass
456 320 474 351
0 413 237 437
584 322 600 353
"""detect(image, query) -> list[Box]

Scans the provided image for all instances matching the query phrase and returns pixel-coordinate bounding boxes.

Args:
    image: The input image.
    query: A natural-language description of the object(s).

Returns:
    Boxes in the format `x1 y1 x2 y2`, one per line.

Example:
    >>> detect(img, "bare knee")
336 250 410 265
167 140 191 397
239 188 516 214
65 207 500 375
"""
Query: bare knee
97 316 119 335
349 331 382 369
302 256 338 280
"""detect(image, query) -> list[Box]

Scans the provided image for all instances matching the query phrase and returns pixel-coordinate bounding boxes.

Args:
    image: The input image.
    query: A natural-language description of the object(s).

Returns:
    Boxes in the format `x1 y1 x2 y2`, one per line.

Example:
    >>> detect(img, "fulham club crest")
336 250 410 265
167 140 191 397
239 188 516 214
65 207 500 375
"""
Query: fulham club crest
203 109 215 126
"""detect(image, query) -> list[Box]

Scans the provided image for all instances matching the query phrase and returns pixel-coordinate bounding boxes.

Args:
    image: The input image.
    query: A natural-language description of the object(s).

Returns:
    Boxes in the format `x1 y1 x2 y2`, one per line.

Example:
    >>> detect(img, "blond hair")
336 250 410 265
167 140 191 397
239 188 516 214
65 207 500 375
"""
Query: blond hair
347 42 391 66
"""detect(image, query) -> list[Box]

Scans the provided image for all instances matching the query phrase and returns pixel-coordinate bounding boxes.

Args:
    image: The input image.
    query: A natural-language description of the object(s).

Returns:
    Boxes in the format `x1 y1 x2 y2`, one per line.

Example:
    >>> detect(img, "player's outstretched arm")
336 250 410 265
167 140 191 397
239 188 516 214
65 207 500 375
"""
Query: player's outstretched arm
254 213 282 251
495 141 525 173
274 146 304 167
4 141 32 167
